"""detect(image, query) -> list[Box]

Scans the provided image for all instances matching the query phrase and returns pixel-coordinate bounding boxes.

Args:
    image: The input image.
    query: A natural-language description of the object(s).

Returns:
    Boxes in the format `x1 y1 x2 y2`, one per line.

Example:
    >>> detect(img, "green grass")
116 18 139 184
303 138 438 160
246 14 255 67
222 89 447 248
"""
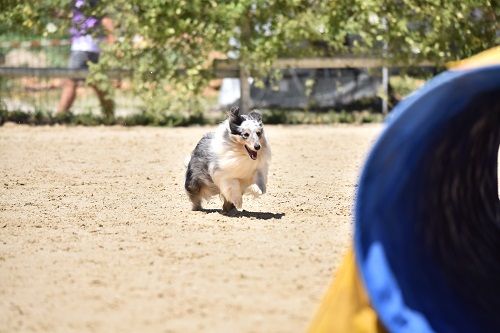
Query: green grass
262 109 384 125
0 107 384 127
0 108 210 127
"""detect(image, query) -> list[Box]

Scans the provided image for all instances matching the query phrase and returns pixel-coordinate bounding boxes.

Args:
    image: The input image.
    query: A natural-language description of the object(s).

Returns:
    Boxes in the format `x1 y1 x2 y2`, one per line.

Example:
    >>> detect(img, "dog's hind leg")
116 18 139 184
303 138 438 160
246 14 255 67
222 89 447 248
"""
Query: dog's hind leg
188 192 203 211
185 167 203 211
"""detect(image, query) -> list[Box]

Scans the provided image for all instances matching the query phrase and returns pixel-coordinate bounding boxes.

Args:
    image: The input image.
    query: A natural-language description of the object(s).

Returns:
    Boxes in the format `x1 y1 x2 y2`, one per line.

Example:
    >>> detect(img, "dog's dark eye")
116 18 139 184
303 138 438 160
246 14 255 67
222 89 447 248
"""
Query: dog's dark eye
242 133 249 138
256 131 262 137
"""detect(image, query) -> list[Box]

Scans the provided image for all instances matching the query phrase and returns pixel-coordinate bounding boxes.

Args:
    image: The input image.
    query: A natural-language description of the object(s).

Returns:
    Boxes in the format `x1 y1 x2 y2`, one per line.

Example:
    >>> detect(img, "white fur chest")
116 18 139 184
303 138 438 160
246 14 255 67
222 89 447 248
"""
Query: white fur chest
218 150 261 179
209 121 270 184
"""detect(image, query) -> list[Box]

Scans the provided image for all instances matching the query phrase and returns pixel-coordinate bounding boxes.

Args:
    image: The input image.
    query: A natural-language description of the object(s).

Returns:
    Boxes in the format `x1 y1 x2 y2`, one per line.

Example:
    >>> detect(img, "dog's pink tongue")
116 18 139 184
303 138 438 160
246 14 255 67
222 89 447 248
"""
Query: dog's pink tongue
245 145 258 160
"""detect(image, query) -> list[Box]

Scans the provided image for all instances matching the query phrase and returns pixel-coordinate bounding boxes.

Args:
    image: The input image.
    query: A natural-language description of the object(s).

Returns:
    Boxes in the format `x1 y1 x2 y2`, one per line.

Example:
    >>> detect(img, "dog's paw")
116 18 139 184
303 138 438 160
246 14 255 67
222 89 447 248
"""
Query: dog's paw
246 184 263 197
233 197 243 209
221 207 239 217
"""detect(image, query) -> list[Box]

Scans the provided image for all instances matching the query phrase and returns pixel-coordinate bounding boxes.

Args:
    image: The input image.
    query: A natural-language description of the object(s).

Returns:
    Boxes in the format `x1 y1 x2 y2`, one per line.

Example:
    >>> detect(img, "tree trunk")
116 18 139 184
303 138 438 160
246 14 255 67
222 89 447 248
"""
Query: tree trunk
239 65 251 114
382 66 389 114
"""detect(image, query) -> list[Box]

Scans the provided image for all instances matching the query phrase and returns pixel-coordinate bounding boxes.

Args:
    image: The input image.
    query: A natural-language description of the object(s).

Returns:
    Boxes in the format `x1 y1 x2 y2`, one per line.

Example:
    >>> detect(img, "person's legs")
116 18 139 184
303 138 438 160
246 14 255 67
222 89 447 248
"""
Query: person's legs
56 51 87 115
56 79 77 114
56 51 114 117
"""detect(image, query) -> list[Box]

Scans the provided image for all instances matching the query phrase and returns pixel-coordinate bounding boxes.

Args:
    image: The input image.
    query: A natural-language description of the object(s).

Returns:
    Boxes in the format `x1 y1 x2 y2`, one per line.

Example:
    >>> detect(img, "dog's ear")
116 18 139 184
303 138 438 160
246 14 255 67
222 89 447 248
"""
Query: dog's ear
249 110 262 124
228 106 240 119
227 106 243 135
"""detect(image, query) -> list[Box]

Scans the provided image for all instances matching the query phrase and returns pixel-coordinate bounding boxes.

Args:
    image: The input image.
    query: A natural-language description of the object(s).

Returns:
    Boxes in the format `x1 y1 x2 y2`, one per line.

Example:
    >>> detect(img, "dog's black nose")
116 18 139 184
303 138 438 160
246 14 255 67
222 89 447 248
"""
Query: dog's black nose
254 143 261 150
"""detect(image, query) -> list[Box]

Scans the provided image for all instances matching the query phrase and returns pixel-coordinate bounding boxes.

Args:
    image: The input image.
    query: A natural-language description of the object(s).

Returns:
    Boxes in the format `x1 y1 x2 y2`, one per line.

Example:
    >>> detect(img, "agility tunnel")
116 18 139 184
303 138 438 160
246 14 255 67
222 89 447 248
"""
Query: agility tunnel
309 47 500 333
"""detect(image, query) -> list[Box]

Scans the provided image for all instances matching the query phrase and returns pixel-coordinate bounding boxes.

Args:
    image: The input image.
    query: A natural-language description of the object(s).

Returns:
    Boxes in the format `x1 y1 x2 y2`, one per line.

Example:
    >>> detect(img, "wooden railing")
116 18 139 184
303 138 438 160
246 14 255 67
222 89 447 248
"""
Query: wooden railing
0 57 436 113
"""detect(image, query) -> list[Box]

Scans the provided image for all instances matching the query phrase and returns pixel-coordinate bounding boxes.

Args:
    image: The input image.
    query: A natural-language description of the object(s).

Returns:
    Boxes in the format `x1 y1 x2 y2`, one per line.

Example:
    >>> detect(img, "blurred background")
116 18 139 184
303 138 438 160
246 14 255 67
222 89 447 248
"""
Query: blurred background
0 0 498 126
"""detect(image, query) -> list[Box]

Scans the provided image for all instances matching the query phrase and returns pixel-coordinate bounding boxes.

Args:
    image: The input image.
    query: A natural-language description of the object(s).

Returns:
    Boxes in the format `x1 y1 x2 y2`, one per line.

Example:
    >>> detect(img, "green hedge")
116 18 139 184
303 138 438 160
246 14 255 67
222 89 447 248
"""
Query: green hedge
0 109 384 126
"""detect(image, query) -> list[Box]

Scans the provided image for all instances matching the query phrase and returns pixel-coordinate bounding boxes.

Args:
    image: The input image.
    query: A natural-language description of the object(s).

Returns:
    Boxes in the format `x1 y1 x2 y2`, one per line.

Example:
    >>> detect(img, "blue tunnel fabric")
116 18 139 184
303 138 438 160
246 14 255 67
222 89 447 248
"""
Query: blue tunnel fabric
355 66 500 333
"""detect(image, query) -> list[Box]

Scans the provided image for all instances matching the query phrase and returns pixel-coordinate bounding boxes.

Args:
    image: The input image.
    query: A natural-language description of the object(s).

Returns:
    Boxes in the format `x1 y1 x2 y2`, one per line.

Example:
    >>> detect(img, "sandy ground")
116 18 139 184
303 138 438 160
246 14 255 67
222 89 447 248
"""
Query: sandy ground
0 124 381 333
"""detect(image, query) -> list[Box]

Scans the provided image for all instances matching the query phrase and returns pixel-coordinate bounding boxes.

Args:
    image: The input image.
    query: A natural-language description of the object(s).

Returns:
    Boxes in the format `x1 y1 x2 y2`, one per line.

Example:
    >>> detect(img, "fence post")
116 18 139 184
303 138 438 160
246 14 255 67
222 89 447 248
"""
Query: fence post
381 16 389 115
382 66 389 114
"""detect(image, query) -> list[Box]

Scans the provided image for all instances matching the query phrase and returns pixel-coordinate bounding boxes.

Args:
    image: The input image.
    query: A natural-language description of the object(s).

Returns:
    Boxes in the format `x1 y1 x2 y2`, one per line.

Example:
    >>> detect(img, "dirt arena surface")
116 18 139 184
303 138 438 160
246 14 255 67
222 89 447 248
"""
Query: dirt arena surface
0 124 381 333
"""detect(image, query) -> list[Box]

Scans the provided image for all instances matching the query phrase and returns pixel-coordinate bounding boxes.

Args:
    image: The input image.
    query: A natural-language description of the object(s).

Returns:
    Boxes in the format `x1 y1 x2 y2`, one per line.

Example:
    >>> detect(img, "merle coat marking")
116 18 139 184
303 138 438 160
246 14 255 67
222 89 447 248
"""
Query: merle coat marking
185 107 271 213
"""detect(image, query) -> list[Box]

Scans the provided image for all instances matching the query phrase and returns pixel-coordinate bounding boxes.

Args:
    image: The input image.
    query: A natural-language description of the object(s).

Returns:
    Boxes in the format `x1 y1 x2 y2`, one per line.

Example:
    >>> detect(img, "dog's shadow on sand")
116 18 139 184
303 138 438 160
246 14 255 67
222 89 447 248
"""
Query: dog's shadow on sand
200 209 285 220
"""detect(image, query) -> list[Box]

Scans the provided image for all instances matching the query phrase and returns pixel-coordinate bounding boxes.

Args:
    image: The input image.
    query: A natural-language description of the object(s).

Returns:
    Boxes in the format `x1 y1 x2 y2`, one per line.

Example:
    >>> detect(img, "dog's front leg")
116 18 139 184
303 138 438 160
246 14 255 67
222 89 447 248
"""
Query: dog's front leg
255 170 267 194
219 178 242 210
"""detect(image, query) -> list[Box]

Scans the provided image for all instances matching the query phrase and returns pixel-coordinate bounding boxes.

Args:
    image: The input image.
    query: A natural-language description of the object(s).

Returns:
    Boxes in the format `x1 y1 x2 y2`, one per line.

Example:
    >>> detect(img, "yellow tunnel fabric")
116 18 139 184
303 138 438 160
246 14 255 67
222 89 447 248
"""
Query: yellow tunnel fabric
308 248 386 333
447 46 500 70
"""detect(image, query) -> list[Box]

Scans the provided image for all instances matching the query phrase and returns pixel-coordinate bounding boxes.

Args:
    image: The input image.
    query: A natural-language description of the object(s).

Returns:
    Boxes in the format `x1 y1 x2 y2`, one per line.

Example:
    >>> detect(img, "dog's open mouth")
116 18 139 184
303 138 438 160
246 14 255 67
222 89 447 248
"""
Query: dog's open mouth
245 145 258 160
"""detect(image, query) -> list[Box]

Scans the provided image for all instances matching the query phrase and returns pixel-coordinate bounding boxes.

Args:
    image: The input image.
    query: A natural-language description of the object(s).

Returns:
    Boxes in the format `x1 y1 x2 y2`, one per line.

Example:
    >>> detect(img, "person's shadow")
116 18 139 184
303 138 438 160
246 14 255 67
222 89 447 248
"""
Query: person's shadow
200 209 285 220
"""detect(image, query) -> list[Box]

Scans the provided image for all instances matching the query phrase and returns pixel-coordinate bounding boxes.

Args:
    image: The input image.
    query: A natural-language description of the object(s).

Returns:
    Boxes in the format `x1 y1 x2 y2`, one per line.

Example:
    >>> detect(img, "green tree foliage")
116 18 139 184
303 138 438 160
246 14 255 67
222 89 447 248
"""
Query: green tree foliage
1 0 497 114
320 0 498 64
89 0 323 114
0 1 71 38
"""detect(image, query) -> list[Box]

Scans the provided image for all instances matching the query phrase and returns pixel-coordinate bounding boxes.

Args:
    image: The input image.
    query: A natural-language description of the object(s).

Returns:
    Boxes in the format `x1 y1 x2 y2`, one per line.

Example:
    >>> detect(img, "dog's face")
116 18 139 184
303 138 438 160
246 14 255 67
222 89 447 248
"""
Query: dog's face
227 107 264 160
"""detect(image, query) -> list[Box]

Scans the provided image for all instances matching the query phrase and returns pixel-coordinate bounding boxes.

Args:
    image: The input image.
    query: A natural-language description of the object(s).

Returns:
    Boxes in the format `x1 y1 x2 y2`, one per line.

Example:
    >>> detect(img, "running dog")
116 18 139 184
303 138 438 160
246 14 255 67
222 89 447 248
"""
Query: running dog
185 106 271 214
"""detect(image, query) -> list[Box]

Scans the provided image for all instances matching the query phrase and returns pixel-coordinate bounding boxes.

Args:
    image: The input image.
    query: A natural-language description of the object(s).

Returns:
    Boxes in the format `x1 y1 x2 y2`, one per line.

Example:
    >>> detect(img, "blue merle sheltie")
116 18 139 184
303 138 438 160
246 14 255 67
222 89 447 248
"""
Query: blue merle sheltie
185 107 271 215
